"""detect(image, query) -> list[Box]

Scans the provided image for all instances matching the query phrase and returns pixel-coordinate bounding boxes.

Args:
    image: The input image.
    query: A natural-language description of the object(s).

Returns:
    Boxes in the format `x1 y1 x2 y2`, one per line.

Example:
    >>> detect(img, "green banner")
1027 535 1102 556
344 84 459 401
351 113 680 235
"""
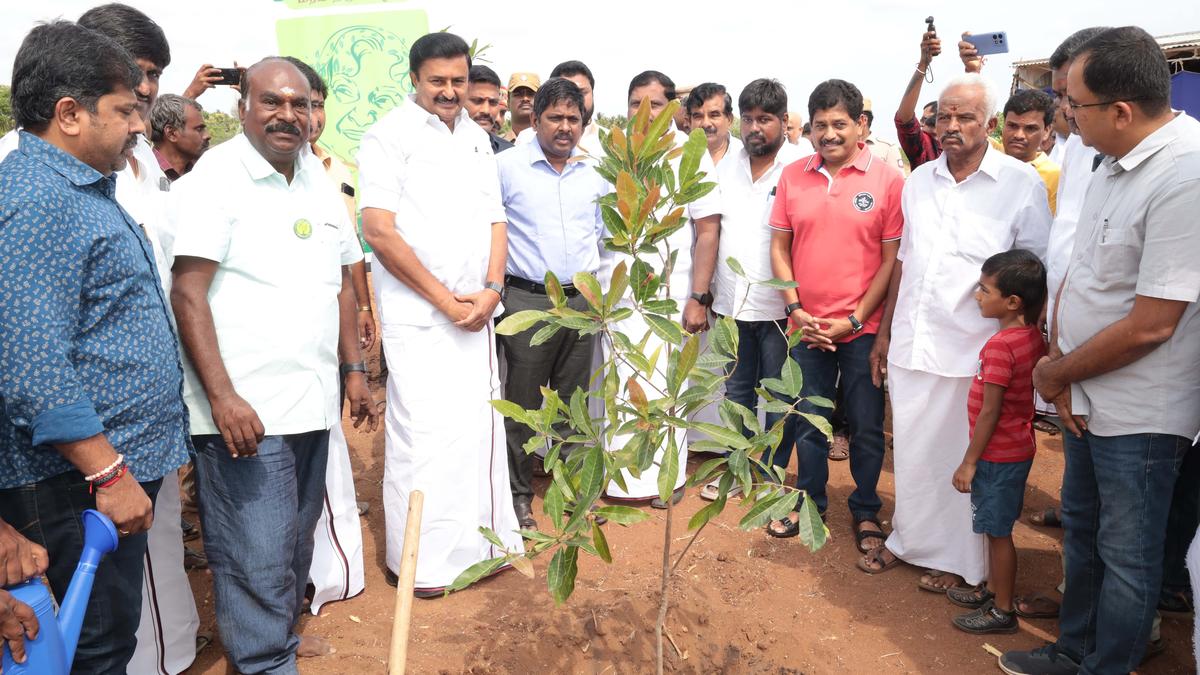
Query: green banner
278 0 409 11
276 9 429 166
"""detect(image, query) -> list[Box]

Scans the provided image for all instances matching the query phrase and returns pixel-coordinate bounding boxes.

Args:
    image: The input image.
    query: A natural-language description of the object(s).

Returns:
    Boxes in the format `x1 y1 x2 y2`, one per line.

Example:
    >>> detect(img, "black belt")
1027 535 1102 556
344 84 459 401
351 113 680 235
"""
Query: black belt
504 275 579 297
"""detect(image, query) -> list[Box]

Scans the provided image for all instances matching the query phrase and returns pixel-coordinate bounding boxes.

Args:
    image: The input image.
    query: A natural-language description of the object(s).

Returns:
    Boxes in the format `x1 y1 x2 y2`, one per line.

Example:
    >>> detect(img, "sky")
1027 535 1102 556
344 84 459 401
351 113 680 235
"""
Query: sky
3 0 1198 138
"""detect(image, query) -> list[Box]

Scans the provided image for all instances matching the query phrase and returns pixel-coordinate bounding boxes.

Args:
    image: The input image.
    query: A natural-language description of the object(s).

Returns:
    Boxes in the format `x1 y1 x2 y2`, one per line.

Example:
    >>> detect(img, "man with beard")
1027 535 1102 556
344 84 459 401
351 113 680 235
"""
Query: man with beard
466 64 514 154
859 74 1050 591
766 80 902 550
517 61 602 155
504 72 539 141
150 94 210 180
0 21 189 673
697 78 804 503
602 70 722 507
496 78 610 529
687 82 741 166
357 32 523 596
170 58 377 671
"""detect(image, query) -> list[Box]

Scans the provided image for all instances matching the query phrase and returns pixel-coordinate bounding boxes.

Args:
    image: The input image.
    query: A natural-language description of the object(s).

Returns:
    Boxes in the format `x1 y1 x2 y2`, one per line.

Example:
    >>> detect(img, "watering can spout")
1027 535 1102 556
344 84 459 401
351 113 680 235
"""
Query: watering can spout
56 509 119 669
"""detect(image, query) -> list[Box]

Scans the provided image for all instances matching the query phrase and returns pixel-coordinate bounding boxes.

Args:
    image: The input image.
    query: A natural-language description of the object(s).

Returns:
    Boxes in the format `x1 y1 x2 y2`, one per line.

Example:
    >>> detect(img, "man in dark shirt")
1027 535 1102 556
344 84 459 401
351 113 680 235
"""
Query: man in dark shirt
466 64 514 154
150 93 210 180
0 21 190 673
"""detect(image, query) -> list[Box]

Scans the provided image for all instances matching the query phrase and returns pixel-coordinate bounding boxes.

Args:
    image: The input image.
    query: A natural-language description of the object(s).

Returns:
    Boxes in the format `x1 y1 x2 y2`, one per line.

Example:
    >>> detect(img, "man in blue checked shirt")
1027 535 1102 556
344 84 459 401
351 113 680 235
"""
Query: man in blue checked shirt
0 21 190 674
495 77 610 530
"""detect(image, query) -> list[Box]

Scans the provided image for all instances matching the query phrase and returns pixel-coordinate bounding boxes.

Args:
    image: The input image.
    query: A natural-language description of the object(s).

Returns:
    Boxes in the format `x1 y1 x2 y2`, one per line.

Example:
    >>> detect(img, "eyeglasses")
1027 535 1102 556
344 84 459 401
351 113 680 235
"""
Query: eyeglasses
1067 96 1148 110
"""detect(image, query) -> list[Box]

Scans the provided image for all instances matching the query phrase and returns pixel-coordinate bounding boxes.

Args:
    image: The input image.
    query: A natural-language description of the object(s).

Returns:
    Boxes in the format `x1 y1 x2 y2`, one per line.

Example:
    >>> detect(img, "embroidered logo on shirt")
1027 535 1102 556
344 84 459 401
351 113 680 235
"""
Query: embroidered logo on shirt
853 192 875 212
293 218 313 239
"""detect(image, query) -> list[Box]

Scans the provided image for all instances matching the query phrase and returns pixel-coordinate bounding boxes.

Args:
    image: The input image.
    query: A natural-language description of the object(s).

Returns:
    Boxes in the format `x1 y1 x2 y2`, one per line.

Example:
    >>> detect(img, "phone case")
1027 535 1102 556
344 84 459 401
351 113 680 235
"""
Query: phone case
966 32 1009 56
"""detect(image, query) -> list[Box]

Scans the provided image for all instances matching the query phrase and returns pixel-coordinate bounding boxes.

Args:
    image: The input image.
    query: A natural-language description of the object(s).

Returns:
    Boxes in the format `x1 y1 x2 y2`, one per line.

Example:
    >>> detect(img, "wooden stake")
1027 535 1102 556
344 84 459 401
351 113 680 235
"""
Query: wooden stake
388 490 425 675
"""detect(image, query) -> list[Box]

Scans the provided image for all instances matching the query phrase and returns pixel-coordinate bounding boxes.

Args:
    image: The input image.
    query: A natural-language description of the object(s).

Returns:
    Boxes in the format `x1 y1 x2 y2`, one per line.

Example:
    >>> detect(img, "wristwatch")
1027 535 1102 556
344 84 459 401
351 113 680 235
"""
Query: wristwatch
785 302 803 316
339 361 367 378
848 314 864 333
690 290 713 307
484 281 504 296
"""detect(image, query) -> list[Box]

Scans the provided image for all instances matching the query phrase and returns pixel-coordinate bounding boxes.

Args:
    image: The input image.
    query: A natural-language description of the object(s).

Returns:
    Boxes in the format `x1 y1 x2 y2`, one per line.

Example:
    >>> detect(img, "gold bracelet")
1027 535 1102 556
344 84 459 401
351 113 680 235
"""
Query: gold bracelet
357 305 371 312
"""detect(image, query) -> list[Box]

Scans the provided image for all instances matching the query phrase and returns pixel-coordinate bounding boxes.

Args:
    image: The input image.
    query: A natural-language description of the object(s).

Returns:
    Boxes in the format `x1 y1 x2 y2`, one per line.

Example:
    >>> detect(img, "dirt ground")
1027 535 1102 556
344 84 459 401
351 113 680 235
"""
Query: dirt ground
186 359 1196 674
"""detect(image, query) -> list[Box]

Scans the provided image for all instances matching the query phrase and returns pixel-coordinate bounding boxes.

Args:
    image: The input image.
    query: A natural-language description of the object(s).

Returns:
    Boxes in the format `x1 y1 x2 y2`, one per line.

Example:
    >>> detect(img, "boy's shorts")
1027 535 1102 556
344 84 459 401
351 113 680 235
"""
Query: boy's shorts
970 458 1034 537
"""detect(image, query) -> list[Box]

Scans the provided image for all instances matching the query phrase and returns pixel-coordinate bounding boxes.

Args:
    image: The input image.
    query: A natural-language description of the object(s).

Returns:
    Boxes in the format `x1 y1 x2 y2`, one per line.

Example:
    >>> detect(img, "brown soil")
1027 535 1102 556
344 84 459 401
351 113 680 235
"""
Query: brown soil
186 362 1196 673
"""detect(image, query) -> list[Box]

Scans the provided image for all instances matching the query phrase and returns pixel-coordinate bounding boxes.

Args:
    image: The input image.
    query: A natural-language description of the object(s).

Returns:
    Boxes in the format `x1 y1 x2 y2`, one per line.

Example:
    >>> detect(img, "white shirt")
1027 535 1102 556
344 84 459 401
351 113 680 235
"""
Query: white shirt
116 136 173 289
712 135 743 167
357 96 506 327
1045 133 1099 323
601 126 722 304
889 144 1052 378
0 129 19 161
169 133 363 436
712 141 804 320
516 122 604 157
1048 132 1069 165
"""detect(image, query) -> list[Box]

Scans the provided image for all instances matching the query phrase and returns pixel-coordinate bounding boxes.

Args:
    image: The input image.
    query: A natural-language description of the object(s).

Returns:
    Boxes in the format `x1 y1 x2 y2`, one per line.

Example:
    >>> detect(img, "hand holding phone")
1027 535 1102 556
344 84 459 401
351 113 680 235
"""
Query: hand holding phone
215 68 242 87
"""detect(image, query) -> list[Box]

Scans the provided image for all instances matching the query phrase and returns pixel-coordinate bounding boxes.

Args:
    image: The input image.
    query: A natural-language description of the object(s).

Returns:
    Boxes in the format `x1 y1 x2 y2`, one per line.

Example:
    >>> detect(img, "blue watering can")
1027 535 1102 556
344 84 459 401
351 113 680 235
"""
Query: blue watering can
1 509 119 674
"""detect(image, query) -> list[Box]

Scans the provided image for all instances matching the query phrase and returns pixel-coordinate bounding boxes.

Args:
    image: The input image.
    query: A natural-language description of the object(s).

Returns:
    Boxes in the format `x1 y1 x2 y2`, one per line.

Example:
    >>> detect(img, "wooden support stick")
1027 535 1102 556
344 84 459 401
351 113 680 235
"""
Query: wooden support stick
388 490 425 675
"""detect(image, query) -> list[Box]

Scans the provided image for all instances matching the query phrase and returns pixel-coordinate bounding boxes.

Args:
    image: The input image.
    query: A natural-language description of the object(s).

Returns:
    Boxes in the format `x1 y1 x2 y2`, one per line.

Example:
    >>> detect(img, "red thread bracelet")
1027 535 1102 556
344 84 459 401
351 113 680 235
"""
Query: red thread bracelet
91 464 128 493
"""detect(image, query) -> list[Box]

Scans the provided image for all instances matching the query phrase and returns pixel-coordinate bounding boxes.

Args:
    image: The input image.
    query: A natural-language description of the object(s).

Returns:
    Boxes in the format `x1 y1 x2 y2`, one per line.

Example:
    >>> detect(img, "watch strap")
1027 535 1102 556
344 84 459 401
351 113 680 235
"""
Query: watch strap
786 302 803 316
484 281 504 296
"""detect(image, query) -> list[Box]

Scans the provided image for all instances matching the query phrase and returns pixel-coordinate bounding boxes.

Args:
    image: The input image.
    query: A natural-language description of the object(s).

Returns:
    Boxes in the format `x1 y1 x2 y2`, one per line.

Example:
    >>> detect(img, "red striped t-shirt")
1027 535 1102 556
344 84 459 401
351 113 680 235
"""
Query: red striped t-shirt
968 324 1047 462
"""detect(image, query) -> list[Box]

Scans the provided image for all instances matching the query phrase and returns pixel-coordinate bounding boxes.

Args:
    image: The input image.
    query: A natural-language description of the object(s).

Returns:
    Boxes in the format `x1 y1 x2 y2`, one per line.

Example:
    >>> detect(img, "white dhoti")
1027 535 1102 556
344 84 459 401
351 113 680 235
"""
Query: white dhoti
604 310 688 500
131 469 199 675
382 322 523 590
308 421 365 613
884 365 988 585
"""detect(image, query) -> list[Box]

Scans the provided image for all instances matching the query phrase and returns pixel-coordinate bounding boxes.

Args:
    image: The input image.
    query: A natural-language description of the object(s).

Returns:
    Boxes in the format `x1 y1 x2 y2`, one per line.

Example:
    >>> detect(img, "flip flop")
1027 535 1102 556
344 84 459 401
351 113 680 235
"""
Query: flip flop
828 444 849 461
917 570 968 593
856 545 902 574
1028 507 1062 528
1014 593 1061 619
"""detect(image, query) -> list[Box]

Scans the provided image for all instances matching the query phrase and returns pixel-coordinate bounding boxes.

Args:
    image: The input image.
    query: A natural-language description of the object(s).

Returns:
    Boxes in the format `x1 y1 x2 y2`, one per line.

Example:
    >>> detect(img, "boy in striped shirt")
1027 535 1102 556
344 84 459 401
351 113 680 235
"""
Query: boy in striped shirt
947 249 1047 634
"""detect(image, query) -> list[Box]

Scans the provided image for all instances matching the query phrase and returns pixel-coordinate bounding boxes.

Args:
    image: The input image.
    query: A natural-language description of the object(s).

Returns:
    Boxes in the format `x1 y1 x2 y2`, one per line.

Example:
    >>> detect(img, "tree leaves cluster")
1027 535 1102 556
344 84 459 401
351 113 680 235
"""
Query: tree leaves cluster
450 98 832 618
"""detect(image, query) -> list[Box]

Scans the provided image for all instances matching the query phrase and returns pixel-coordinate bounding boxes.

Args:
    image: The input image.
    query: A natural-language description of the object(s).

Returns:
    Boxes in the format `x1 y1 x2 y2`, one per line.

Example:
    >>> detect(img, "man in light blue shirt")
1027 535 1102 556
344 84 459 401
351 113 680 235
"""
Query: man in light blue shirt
496 78 609 529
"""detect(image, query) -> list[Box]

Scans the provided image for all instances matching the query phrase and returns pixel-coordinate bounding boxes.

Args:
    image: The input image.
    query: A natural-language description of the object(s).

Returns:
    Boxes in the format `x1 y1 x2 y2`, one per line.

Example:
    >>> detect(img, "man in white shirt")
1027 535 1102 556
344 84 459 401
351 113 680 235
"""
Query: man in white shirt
496 79 610 530
170 59 376 671
357 33 524 596
687 82 742 167
601 70 722 507
1003 27 1200 675
861 74 1051 589
699 78 803 502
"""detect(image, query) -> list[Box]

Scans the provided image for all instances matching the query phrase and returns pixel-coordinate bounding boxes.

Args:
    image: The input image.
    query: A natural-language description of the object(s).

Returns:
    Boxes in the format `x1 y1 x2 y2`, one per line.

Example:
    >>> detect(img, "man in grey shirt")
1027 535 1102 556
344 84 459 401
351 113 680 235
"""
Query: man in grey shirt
1002 26 1200 675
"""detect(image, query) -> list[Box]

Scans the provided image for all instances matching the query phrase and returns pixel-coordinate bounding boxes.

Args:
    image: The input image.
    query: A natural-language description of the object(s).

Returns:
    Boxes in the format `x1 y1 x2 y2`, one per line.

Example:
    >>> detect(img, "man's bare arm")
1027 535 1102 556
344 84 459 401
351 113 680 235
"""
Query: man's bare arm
896 31 941 123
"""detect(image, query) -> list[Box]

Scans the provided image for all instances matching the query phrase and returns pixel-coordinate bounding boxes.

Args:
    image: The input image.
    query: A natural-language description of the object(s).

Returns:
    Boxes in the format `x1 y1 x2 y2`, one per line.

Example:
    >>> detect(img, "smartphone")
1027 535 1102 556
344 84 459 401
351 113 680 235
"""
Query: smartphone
965 32 1009 56
215 68 241 86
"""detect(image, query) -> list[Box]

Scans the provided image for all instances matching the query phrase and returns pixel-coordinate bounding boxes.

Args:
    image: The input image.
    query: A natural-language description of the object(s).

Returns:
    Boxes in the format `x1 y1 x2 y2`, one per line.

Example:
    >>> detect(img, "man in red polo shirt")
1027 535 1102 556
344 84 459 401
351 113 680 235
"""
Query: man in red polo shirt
767 79 904 554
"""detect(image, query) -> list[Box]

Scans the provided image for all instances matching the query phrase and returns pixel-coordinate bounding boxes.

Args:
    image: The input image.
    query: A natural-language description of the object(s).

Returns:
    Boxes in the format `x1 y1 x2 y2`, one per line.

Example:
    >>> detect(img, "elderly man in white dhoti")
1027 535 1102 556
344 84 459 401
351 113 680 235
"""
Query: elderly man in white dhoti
600 70 723 509
857 74 1050 591
358 32 523 597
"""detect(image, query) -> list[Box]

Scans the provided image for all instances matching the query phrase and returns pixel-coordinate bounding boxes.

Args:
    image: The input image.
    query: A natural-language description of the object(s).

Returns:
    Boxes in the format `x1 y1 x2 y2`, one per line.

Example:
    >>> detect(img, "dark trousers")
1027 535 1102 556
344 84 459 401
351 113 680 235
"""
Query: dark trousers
1162 443 1199 595
497 286 596 501
193 431 329 675
723 318 796 470
0 471 163 674
784 334 885 519
1056 431 1188 673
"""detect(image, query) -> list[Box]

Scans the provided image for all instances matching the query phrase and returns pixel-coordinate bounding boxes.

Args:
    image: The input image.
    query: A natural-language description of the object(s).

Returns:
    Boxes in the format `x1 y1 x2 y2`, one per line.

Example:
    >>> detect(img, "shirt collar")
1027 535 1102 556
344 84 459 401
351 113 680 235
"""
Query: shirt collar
232 133 306 182
803 142 874 174
401 94 473 132
1111 111 1187 173
526 136 583 170
311 143 333 170
932 141 1003 181
17 130 108 188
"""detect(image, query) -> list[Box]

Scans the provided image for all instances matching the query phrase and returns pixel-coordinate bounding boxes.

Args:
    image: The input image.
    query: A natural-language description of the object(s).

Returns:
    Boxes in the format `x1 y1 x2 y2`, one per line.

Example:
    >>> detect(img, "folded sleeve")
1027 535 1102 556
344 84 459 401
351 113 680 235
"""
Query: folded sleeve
168 175 232 263
356 124 406 213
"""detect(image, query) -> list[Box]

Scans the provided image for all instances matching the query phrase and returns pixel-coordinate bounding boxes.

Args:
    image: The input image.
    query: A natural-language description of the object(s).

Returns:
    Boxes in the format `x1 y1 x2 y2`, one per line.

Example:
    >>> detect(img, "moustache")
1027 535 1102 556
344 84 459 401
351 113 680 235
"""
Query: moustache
265 122 302 137
819 138 844 147
435 95 459 106
745 133 765 144
123 134 139 152
940 132 964 144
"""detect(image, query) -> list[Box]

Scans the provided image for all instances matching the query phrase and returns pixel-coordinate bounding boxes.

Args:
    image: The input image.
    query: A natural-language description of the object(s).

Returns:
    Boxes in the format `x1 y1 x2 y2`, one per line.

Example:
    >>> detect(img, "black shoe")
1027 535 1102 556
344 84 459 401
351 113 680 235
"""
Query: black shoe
952 599 1018 634
514 497 538 530
650 487 684 510
999 645 1080 675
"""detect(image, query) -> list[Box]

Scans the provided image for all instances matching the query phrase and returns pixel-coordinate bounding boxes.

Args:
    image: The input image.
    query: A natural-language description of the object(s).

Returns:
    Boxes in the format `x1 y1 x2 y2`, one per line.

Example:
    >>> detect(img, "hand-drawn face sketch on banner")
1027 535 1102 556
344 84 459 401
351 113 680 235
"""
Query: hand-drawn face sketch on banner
276 10 430 165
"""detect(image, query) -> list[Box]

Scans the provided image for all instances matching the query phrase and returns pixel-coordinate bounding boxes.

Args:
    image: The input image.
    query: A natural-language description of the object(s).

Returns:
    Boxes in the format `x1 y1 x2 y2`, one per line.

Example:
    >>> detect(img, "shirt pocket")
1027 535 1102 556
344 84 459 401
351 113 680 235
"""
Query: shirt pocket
1094 221 1142 279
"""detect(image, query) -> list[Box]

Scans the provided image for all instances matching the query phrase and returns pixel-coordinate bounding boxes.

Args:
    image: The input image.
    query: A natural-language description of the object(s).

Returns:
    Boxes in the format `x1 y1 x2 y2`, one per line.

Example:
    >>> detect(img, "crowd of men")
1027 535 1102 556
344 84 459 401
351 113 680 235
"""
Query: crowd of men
0 4 1198 675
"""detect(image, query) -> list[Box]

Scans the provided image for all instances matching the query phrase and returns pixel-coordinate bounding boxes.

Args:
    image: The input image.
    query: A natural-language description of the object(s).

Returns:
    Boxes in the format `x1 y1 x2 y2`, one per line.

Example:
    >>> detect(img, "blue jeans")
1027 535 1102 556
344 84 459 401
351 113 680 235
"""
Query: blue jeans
1162 443 1199 594
1056 431 1189 674
193 431 330 675
0 471 162 674
724 319 796 471
783 334 884 520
